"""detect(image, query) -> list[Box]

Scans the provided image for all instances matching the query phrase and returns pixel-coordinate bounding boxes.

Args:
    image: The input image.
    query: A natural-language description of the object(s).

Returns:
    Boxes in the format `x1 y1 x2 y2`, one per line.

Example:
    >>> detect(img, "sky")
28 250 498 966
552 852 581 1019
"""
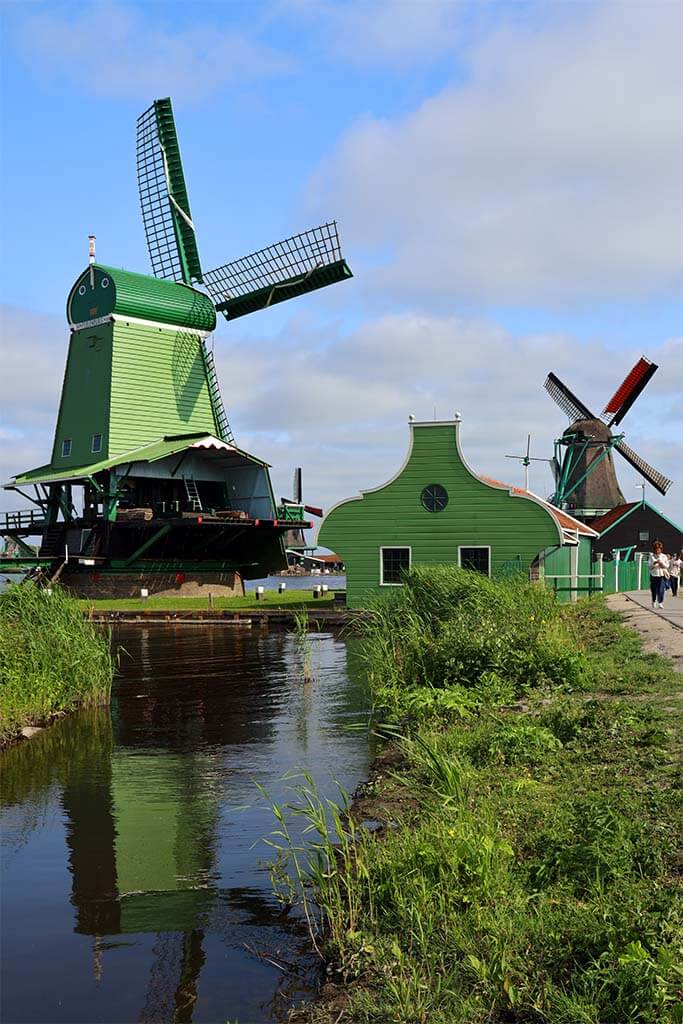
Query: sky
1 0 681 535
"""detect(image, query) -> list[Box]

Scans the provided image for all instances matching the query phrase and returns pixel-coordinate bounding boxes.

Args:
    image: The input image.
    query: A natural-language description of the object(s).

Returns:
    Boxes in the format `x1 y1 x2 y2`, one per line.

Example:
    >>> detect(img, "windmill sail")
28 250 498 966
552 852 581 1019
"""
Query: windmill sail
203 223 352 321
601 357 658 427
137 99 203 284
544 373 595 422
614 438 672 495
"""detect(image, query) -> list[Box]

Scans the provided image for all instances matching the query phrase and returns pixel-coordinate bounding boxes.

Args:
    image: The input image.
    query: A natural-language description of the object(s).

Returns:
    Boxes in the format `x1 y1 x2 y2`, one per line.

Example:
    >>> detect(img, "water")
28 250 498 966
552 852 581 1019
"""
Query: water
244 575 346 592
1 624 372 1024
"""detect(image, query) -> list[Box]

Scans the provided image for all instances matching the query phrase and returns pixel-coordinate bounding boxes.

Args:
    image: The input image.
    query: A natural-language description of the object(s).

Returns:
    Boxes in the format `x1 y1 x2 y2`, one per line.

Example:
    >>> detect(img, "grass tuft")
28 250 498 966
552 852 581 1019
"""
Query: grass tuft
0 583 114 745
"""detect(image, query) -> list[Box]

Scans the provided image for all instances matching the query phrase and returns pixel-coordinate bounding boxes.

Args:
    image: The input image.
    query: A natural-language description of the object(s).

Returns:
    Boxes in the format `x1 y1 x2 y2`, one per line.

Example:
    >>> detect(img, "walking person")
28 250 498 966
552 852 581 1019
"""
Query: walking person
647 540 670 609
670 551 682 598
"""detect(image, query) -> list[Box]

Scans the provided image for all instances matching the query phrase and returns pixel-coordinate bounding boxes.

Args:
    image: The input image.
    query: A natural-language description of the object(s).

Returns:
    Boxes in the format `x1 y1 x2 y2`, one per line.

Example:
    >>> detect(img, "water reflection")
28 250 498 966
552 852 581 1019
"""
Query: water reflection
1 625 372 1024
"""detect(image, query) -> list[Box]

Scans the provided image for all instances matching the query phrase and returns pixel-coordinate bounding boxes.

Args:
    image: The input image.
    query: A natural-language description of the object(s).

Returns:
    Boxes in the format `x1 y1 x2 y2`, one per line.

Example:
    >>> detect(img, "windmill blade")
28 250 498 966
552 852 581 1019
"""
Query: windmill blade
544 373 595 422
614 438 672 495
203 222 352 321
293 467 302 505
136 98 203 284
601 356 658 427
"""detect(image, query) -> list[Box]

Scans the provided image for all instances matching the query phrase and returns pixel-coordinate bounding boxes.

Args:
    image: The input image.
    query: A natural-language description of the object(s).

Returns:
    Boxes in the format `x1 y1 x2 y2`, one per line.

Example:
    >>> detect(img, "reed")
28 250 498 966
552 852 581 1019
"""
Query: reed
292 606 315 683
266 574 681 1023
0 582 114 745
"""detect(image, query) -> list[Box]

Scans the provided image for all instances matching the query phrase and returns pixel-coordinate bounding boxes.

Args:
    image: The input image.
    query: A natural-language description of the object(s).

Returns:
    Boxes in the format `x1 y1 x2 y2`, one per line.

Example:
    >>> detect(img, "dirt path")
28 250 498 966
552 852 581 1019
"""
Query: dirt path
607 593 683 674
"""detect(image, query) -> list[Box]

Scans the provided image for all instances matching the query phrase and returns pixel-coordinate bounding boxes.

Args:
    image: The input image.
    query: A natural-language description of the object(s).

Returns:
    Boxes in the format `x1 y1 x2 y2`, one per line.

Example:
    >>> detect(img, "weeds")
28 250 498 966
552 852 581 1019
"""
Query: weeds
265 571 682 1023
0 582 114 744
292 607 315 683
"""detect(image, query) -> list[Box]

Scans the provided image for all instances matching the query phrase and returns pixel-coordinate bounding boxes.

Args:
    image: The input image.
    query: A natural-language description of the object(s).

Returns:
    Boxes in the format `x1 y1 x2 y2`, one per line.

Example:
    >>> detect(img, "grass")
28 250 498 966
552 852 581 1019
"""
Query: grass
265 568 682 1024
78 590 337 612
0 582 115 746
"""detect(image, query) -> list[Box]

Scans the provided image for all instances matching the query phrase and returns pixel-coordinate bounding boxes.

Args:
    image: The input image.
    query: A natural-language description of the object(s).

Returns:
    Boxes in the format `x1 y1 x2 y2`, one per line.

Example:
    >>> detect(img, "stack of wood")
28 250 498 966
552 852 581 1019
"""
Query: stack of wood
117 507 154 522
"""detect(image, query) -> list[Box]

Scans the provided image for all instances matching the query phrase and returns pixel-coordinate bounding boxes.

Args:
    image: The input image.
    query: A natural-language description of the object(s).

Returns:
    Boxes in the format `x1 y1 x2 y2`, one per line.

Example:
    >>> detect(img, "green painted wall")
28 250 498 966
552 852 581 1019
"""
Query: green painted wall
108 320 217 455
50 320 218 470
51 324 113 467
67 264 216 332
319 422 562 608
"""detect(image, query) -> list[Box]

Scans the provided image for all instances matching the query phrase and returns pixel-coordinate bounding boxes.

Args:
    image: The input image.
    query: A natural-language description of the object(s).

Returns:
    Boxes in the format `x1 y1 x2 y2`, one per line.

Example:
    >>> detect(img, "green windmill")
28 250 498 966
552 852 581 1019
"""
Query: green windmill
1 98 353 593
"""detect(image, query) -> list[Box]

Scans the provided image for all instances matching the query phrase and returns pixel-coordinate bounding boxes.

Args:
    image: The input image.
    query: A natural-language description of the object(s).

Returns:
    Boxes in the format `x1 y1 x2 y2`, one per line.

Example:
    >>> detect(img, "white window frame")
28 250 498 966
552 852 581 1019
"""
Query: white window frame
61 438 72 458
379 545 412 586
639 531 649 542
458 545 492 577
91 433 103 454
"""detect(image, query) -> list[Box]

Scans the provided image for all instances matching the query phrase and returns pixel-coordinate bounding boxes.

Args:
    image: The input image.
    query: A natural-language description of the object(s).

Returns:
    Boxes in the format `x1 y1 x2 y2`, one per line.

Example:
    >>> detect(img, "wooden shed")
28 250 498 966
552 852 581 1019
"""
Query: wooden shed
318 417 595 607
590 499 682 560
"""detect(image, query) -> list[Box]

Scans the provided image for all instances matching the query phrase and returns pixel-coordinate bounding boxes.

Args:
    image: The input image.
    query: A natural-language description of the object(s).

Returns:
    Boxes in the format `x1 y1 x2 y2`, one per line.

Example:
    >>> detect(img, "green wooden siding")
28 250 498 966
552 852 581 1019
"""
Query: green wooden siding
108 321 217 456
319 422 562 608
51 325 113 468
67 265 216 332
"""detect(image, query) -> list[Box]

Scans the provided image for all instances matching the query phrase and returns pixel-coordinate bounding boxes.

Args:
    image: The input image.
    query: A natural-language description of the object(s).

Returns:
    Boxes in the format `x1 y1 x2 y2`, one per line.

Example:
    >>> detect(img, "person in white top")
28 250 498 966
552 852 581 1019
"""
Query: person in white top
647 540 670 609
669 551 682 599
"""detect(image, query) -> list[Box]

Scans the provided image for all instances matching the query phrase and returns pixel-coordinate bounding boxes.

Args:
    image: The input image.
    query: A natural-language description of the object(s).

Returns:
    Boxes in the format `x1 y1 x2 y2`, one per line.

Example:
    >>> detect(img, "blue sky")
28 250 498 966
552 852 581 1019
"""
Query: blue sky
1 0 681 527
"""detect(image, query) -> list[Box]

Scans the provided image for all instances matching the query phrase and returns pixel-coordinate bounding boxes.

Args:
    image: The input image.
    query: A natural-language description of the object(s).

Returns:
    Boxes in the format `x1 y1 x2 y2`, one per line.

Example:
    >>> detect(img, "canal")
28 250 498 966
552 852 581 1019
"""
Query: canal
1 623 373 1023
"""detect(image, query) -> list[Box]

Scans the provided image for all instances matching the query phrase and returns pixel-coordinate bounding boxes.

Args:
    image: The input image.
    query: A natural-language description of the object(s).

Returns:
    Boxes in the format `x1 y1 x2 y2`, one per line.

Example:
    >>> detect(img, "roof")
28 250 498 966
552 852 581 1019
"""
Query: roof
6 433 268 488
479 475 598 538
66 264 216 332
590 500 683 537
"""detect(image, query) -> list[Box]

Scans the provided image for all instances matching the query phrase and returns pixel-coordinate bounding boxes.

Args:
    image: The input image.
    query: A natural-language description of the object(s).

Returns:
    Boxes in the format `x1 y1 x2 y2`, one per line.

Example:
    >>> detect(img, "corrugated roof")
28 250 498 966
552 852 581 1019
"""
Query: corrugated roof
7 433 267 487
479 475 598 538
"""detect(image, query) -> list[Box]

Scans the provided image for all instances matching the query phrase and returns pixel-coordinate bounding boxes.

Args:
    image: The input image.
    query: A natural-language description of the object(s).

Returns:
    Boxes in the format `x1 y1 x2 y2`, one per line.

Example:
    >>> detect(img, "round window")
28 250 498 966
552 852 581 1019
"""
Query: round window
78 284 87 296
101 277 110 288
421 484 448 512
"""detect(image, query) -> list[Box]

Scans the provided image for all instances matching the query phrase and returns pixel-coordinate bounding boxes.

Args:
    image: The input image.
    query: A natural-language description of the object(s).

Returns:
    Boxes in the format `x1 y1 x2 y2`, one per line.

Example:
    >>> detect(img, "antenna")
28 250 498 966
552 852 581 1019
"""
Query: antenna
505 434 552 492
88 235 96 265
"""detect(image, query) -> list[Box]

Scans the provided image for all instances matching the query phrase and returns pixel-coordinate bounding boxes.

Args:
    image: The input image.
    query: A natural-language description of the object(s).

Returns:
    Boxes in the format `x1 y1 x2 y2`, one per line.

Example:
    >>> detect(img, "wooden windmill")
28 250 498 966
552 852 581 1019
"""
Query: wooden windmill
1 98 352 592
544 357 672 522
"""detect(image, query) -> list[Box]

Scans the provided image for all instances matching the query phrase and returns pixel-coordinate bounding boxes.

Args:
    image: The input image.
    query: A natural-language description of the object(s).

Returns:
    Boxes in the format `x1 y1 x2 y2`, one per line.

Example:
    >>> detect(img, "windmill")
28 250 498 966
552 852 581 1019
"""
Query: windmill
278 468 324 555
505 434 555 492
544 357 672 522
137 98 351 345
0 98 353 590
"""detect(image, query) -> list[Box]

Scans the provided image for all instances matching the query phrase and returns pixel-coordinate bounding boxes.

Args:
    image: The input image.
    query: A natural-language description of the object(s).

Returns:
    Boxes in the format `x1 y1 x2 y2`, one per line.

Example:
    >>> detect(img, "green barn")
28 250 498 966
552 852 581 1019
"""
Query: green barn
318 417 596 607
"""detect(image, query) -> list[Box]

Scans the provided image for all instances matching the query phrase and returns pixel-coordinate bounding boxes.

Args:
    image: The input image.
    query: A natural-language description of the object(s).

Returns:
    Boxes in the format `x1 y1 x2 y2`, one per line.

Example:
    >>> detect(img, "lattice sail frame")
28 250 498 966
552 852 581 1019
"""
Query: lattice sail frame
544 370 672 496
136 99 202 284
203 222 351 320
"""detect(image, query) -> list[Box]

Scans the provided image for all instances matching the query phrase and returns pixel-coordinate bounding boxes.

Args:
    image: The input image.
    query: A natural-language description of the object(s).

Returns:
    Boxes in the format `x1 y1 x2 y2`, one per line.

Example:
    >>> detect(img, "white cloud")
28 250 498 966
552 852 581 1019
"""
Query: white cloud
306 0 683 305
2 303 680 533
281 0 464 65
214 312 683 529
17 2 294 102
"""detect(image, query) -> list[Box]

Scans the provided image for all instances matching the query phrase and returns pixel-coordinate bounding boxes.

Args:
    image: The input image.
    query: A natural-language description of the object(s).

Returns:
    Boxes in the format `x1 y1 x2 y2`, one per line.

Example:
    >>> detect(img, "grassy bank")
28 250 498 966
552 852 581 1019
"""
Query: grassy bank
0 583 115 746
272 568 681 1023
79 590 337 613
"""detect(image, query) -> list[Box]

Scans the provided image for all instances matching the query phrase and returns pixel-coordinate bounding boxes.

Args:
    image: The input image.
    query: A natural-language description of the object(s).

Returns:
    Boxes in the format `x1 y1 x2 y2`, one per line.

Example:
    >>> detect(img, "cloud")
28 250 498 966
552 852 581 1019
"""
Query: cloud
214 311 683 529
306 0 683 306
281 0 464 65
2 303 680 532
16 2 294 102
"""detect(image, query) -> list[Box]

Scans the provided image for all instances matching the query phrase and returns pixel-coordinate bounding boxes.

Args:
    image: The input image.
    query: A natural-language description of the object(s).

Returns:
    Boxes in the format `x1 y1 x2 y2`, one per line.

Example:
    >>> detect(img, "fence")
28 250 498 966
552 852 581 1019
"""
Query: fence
542 552 647 601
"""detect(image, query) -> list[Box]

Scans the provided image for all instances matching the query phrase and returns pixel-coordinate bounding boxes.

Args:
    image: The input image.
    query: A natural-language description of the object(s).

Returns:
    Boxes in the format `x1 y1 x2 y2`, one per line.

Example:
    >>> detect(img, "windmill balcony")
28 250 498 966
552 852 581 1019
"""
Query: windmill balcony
1 509 47 534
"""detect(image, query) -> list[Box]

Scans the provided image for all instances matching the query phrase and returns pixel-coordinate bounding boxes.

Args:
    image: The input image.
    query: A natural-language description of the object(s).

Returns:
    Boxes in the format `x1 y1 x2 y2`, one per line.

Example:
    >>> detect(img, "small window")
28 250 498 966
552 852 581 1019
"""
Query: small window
91 433 103 453
380 547 411 585
459 546 490 576
639 531 649 542
101 277 110 289
421 483 448 513
61 439 72 458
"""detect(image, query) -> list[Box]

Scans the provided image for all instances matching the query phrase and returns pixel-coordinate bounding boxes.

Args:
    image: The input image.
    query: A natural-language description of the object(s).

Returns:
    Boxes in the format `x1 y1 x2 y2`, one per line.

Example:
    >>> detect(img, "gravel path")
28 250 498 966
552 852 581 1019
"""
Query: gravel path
607 592 683 674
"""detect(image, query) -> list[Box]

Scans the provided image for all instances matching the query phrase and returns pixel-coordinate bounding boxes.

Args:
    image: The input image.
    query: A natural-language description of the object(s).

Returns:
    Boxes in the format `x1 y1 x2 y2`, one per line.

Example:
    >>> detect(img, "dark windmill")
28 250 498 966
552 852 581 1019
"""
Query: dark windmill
279 468 324 557
0 98 352 593
544 357 672 523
